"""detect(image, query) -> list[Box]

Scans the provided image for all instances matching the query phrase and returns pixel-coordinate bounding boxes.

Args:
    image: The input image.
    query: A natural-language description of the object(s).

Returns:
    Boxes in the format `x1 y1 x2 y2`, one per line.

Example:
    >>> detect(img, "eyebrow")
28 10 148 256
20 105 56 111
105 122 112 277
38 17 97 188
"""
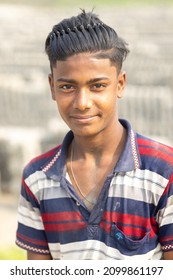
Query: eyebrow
56 77 110 84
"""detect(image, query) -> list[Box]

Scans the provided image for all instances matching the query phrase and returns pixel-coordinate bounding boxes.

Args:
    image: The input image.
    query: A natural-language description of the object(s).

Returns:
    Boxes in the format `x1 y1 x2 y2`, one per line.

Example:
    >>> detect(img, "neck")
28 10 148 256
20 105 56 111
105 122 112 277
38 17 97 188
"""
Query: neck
72 121 127 161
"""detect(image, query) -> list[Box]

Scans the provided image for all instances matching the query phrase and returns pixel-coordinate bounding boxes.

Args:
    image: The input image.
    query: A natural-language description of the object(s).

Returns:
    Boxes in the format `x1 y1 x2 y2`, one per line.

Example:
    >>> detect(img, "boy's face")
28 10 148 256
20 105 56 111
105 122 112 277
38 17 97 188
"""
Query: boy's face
49 52 126 138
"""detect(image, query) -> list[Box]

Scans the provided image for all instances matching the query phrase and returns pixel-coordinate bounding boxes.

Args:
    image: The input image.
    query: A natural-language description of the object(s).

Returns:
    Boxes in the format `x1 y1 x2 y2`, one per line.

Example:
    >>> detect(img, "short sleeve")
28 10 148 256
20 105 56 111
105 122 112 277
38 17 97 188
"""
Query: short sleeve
157 175 173 252
16 168 50 255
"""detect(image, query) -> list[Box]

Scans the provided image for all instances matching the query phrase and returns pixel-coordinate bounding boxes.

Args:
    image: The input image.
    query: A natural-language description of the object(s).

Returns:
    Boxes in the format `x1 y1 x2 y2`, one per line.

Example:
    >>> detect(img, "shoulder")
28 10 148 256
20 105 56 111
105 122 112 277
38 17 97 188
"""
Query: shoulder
137 133 173 162
136 133 173 178
23 144 62 179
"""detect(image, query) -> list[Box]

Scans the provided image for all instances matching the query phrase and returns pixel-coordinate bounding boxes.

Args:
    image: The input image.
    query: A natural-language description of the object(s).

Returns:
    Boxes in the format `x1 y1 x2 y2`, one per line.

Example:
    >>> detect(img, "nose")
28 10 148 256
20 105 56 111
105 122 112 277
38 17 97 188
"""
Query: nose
74 88 92 111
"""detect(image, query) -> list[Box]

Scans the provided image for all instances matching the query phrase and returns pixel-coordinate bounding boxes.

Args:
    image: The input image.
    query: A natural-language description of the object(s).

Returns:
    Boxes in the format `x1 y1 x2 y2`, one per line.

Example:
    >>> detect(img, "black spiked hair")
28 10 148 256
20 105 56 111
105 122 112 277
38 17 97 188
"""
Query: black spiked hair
45 10 129 71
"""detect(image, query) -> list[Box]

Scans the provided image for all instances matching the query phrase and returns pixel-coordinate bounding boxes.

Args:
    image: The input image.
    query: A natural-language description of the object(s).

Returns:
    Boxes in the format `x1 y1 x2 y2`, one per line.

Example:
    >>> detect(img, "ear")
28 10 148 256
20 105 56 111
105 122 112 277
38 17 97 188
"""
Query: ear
48 73 56 100
117 71 126 99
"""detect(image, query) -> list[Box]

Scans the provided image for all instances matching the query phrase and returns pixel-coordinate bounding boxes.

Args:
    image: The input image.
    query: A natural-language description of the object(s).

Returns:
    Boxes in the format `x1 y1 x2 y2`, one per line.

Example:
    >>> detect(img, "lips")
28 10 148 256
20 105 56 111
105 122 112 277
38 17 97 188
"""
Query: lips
70 114 98 123
71 115 95 119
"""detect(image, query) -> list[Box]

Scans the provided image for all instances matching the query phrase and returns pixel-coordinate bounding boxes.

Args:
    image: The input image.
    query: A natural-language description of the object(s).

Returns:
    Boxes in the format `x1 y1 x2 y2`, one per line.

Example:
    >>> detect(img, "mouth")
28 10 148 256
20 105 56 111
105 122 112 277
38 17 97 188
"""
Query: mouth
70 115 98 123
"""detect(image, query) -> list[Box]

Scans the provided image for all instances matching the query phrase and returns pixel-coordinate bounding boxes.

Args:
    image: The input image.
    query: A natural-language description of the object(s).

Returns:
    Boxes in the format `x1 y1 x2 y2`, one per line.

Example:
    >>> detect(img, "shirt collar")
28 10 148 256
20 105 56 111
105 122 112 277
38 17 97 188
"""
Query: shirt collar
41 130 73 181
114 119 141 172
41 119 141 180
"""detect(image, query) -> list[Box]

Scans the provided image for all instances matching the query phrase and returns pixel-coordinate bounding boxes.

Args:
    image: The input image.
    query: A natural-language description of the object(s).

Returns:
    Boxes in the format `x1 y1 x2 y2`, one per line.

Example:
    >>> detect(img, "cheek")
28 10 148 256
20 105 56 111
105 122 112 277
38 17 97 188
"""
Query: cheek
56 101 67 114
98 92 117 109
55 96 72 117
100 96 118 119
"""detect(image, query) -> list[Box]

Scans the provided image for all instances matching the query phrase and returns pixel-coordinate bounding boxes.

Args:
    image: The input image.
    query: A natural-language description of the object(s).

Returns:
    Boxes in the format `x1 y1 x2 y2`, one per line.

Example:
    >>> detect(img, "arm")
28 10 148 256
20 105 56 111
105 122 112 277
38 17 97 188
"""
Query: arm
163 251 173 260
27 251 52 260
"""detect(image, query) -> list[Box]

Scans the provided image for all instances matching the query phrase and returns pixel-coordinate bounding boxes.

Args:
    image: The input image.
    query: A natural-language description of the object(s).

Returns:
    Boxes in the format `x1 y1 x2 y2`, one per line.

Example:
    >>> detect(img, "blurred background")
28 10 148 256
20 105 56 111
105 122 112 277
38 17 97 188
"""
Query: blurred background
0 0 173 259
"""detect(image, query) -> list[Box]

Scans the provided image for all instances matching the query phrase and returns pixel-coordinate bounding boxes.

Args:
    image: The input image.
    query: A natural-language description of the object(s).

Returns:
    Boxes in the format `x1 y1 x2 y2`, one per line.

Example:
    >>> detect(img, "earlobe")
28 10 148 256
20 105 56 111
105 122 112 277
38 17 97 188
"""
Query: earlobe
117 71 126 99
48 73 56 100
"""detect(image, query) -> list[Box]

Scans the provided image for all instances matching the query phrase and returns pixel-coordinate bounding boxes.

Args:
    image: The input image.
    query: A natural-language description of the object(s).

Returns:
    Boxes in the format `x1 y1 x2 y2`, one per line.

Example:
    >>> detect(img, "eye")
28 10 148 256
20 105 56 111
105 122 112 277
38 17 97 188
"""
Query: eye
91 83 107 91
59 84 75 93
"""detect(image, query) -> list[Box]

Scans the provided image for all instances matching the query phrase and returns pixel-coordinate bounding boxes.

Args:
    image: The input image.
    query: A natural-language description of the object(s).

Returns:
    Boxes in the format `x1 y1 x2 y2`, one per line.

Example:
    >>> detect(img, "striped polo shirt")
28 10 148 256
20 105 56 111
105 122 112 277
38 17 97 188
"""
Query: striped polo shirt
16 119 173 259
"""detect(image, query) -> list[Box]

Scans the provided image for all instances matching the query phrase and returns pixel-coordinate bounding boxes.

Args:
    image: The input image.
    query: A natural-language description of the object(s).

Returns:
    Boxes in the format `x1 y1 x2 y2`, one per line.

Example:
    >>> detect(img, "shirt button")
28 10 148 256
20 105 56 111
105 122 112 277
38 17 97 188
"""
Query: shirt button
76 201 80 206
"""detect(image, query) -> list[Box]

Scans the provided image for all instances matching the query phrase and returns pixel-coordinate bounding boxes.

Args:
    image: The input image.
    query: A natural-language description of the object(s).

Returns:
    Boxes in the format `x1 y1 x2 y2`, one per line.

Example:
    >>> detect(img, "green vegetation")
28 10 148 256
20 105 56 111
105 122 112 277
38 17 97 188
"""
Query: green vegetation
0 246 25 260
0 0 173 6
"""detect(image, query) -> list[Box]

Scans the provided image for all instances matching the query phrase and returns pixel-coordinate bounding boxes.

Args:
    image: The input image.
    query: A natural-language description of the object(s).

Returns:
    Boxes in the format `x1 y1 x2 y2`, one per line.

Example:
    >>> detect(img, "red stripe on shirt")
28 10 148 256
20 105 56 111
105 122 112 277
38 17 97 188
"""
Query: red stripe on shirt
138 138 173 162
102 212 158 230
44 221 86 232
42 211 84 223
103 212 154 226
28 145 61 165
17 232 48 246
138 138 173 153
100 212 158 239
100 220 157 239
139 147 173 165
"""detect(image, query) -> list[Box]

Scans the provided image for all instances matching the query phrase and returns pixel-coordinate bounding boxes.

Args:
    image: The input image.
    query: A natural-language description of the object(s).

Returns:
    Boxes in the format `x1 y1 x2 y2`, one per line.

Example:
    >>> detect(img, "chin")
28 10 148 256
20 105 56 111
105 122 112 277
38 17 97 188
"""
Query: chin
72 127 103 138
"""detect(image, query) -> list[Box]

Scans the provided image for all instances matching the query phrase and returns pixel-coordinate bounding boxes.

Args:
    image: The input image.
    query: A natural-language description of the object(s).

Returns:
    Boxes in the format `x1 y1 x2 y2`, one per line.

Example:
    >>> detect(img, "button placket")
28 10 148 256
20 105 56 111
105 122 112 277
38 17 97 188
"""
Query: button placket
76 201 80 206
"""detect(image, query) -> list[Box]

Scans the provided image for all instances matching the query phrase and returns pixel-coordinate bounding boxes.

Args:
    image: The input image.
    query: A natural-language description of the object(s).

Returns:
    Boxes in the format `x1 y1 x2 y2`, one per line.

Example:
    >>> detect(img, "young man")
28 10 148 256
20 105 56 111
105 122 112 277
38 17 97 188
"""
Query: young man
16 10 173 260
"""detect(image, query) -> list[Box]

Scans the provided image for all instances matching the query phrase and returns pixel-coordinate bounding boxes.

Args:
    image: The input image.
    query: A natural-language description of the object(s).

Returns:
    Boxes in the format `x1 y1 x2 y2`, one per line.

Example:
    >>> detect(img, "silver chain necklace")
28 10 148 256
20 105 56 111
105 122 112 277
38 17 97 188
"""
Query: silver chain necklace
70 141 96 206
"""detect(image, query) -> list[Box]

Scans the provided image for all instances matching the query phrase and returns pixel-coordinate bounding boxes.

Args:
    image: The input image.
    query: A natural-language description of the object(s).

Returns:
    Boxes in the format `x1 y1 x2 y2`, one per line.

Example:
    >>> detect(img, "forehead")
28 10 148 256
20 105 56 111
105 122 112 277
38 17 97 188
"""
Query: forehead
52 52 118 77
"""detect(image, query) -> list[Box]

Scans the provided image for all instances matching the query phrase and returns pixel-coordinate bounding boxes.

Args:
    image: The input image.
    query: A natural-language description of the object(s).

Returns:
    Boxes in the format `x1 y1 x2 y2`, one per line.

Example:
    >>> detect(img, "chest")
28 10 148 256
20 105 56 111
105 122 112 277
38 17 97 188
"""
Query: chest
40 169 163 231
66 157 118 210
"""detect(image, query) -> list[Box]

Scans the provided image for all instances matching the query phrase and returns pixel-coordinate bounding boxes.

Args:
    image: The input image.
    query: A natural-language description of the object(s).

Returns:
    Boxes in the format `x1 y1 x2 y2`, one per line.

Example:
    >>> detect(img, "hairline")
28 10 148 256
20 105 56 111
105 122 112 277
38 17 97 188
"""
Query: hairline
50 50 122 74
